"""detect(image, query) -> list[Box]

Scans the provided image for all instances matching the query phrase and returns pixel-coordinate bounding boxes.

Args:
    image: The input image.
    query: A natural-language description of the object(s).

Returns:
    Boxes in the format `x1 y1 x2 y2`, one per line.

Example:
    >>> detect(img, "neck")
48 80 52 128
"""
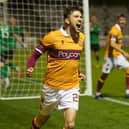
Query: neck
64 26 79 42
10 24 16 27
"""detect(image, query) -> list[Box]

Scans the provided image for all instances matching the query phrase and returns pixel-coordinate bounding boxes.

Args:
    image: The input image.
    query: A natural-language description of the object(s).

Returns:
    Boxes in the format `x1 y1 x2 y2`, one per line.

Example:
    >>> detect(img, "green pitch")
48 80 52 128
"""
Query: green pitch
1 47 129 129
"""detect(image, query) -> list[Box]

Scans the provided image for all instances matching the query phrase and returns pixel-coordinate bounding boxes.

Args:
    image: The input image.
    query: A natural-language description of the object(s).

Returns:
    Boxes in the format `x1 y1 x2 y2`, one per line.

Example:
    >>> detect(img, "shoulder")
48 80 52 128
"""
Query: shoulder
0 24 9 28
44 29 60 38
79 32 85 40
41 29 60 46
79 32 84 36
109 25 119 35
16 26 23 30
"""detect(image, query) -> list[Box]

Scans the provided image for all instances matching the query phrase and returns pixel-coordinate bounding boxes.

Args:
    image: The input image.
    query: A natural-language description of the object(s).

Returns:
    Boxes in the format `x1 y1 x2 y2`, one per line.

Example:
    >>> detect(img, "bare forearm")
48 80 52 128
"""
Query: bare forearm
111 41 129 58
111 41 124 54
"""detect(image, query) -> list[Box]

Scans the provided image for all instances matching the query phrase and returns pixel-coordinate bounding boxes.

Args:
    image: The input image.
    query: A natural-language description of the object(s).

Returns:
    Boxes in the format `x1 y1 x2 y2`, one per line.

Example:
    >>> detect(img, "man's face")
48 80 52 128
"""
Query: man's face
91 16 98 24
9 17 17 26
67 10 83 33
118 17 126 28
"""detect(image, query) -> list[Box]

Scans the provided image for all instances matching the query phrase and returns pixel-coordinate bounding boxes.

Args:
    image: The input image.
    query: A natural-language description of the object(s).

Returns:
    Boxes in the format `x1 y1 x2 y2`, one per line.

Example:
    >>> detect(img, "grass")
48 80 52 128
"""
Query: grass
1 96 129 129
1 47 129 129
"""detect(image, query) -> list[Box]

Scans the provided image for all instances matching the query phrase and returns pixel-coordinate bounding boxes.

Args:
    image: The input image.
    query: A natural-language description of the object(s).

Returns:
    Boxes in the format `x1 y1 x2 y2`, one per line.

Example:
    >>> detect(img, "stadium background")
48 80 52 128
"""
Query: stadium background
1 0 129 47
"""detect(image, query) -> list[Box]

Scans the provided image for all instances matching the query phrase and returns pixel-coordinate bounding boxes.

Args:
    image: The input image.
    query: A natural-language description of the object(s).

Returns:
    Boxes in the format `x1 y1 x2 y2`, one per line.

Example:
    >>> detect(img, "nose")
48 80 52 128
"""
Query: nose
78 16 82 20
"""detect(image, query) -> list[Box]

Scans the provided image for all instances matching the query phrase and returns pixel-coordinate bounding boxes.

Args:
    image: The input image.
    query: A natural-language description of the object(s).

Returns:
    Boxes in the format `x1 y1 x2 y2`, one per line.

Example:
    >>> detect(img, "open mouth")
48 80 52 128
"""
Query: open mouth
76 23 81 29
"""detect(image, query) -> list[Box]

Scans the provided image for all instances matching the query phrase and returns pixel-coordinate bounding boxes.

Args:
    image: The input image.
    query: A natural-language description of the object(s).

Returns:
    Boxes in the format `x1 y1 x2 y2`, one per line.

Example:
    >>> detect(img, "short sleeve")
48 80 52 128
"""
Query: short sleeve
110 27 118 37
41 32 54 47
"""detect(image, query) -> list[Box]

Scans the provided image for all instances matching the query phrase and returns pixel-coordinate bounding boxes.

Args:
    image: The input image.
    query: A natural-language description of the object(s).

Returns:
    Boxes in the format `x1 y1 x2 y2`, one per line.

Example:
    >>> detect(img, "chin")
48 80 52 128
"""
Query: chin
76 29 81 33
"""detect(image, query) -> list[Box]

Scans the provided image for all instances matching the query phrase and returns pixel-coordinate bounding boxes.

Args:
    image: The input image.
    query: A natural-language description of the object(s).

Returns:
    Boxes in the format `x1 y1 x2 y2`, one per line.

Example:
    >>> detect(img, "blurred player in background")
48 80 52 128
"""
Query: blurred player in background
0 16 25 89
27 7 86 129
90 15 101 67
8 16 25 79
95 14 129 99
0 16 10 88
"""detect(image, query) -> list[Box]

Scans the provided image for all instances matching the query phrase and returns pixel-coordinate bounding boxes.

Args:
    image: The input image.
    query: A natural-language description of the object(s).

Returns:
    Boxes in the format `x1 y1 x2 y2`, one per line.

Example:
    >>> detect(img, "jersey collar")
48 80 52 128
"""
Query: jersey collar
60 26 69 36
115 24 121 31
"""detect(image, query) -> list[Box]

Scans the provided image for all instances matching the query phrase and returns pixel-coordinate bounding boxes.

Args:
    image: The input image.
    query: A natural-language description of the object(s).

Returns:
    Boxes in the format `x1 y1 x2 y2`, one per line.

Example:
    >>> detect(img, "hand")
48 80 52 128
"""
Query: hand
79 72 86 81
26 67 34 77
0 62 4 67
122 51 129 59
22 43 28 49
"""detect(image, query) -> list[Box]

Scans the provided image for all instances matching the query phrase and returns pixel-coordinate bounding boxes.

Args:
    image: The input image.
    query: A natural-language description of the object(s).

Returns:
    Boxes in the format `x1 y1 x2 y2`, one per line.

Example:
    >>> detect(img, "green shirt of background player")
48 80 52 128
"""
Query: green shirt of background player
9 25 23 49
0 23 10 52
0 17 11 88
90 15 101 67
90 23 101 44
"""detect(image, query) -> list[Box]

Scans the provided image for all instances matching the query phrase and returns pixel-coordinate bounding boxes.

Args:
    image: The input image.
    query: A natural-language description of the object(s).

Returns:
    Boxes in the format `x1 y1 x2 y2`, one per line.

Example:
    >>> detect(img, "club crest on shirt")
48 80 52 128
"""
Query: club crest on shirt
61 40 64 44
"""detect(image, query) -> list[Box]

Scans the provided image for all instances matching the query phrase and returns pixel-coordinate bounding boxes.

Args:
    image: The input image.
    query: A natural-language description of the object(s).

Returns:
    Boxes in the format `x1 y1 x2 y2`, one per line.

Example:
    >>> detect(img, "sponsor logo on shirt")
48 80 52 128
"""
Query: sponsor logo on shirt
49 50 81 59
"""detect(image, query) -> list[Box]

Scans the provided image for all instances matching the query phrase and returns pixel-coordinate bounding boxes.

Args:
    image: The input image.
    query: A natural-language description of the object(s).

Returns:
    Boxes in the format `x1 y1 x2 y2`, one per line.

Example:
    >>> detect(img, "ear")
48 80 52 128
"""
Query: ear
65 18 70 24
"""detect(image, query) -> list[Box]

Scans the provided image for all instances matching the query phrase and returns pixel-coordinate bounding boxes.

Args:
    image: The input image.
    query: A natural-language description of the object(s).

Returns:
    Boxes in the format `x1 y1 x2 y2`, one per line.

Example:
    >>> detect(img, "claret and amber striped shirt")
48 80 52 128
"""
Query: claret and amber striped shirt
27 27 85 90
105 24 123 57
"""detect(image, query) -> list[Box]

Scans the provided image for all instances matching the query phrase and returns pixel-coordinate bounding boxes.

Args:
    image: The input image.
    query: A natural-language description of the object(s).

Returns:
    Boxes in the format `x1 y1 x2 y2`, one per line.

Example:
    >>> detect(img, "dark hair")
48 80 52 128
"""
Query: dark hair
63 7 83 19
117 14 126 19
9 16 17 19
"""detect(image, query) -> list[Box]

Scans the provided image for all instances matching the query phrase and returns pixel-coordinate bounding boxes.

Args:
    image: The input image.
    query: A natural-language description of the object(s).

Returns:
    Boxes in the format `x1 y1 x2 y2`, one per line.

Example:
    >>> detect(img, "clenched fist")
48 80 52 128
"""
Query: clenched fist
26 67 34 77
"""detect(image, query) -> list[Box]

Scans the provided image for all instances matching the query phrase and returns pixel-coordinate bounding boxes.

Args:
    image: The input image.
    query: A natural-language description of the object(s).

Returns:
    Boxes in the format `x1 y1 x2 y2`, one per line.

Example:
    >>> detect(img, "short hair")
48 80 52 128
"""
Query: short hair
117 14 126 20
63 7 83 19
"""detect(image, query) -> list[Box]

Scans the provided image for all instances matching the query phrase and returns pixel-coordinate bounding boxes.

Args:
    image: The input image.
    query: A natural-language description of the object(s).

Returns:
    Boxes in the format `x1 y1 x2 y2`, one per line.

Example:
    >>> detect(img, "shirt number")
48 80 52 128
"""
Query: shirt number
72 93 79 102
